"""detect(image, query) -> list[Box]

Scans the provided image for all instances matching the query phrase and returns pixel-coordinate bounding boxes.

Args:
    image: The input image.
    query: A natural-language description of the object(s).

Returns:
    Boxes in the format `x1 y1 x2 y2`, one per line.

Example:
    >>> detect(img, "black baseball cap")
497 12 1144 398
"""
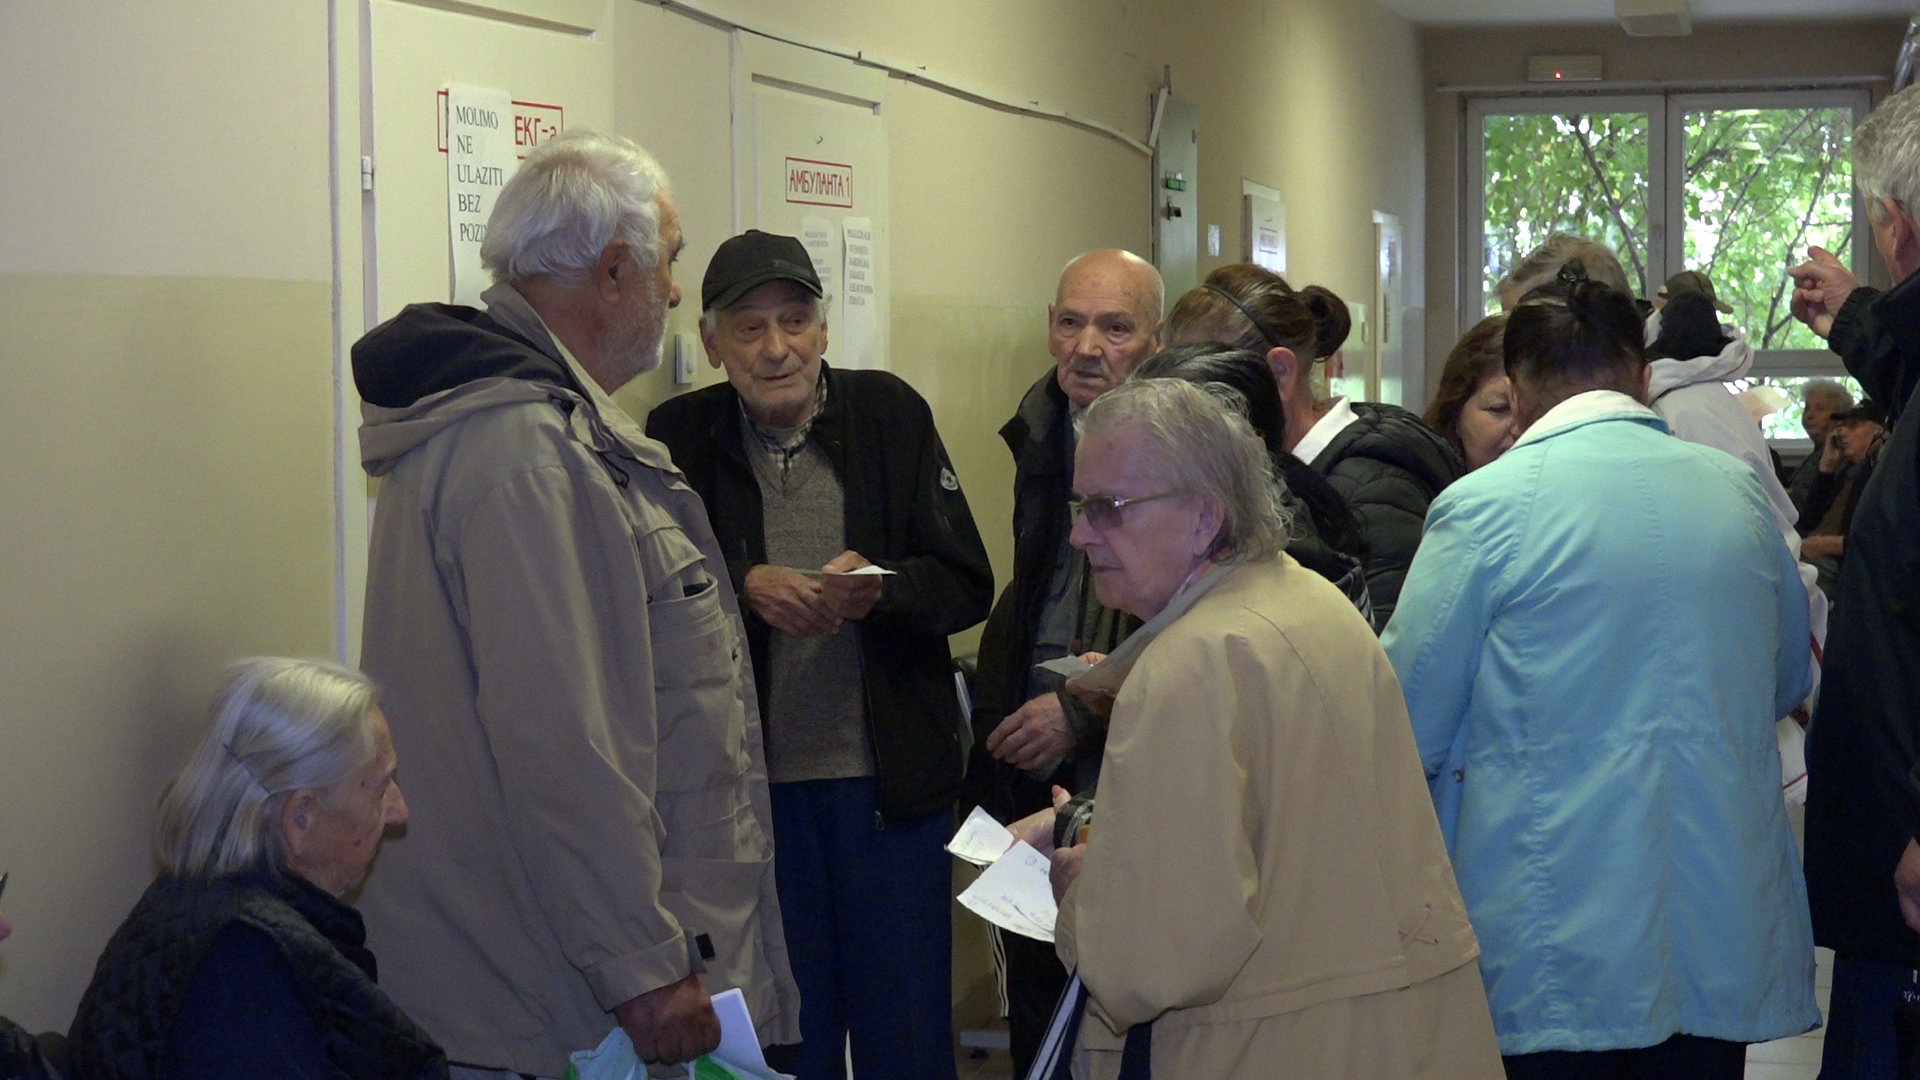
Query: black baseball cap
1836 399 1888 426
701 230 823 312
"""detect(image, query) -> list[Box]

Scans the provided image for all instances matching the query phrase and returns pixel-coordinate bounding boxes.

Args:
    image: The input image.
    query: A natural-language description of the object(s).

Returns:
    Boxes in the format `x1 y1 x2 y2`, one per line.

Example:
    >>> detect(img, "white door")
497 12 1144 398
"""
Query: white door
365 0 612 322
732 34 889 369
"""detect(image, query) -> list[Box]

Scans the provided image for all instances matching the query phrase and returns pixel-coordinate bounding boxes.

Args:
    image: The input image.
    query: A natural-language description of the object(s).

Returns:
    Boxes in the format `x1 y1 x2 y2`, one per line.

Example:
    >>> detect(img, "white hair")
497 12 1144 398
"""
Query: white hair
1496 233 1634 306
153 658 380 879
481 129 672 287
1081 377 1292 561
1802 378 1854 413
1856 85 1920 225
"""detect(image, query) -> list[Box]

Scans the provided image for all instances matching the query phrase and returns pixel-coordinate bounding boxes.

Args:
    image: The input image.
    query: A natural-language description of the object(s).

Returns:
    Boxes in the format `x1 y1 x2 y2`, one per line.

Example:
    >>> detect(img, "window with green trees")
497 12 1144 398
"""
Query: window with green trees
1472 92 1865 355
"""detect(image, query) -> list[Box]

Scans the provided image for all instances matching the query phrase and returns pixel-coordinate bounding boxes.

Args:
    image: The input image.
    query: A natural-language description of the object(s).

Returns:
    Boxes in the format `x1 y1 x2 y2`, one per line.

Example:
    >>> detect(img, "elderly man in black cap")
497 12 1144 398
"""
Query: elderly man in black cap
646 230 993 1080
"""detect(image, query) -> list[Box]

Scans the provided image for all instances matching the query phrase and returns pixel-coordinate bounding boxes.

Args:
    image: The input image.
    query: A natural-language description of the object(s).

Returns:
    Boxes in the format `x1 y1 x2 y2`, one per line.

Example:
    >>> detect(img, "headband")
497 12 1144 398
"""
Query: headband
1203 284 1287 351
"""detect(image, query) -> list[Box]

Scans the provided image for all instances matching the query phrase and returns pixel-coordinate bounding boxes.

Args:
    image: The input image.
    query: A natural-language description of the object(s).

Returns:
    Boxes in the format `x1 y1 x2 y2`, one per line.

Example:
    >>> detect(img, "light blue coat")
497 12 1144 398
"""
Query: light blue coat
1381 392 1817 1055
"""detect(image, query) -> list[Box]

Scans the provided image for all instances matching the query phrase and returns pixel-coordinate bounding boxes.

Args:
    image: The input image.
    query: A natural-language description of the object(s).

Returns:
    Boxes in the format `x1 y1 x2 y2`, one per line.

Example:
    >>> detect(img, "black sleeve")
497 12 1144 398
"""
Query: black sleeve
1830 286 1920 421
1324 463 1432 627
1796 467 1846 537
167 925 332 1080
868 390 996 638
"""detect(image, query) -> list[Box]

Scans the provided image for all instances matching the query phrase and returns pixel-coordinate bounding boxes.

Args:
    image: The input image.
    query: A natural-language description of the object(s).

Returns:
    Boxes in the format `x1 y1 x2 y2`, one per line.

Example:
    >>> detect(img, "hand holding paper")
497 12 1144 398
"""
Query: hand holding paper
818 550 885 621
957 840 1058 943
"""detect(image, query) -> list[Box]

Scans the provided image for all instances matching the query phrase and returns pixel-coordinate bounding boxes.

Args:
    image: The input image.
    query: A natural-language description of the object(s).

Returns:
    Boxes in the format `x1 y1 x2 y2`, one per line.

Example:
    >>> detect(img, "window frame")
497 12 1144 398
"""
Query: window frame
1464 87 1872 426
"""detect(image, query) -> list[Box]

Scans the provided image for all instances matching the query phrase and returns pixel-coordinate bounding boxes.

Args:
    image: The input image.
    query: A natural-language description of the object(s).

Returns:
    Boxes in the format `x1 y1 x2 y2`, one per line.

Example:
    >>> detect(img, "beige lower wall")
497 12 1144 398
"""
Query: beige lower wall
0 274 337 1029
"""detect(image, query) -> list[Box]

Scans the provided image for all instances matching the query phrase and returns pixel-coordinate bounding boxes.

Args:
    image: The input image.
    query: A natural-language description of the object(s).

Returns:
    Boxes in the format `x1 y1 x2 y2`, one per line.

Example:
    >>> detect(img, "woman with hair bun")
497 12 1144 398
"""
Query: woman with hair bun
68 658 444 1080
1164 265 1462 624
1383 279 1818 1075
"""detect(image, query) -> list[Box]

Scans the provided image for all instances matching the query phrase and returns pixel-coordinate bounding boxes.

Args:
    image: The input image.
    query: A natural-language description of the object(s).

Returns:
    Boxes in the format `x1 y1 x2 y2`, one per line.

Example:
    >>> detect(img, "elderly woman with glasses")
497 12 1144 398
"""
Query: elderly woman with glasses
1024 379 1500 1080
68 658 445 1080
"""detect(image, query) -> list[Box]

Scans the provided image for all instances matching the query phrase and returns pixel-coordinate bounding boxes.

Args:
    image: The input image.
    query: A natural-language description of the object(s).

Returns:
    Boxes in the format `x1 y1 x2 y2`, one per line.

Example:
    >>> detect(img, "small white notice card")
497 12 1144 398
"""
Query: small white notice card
947 805 1016 866
446 85 516 306
840 216 878 368
958 840 1058 943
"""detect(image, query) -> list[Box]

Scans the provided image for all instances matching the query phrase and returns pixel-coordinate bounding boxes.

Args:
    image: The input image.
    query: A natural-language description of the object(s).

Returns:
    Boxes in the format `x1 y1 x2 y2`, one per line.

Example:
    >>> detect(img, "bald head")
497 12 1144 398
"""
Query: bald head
1049 249 1164 408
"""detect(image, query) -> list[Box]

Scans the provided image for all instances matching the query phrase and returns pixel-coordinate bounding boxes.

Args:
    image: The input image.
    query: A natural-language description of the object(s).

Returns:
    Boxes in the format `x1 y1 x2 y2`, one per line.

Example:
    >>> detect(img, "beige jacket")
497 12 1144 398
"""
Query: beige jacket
353 285 798 1076
1057 556 1498 1079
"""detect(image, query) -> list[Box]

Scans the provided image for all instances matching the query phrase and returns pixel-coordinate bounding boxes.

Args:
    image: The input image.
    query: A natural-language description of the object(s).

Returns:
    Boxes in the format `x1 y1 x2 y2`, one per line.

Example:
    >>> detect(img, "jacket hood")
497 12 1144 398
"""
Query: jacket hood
1319 401 1463 494
352 288 594 477
1648 323 1753 398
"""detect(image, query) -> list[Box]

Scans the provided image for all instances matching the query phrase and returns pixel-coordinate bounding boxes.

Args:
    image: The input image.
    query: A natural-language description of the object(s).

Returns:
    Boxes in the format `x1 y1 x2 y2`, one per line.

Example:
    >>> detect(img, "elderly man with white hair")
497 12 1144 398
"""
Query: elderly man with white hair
1789 82 1920 1080
350 130 798 1079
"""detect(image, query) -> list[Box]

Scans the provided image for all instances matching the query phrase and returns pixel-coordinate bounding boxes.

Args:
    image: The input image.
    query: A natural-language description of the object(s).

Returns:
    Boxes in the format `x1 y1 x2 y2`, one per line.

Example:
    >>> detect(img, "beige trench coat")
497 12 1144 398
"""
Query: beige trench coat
1056 557 1501 1080
353 285 798 1076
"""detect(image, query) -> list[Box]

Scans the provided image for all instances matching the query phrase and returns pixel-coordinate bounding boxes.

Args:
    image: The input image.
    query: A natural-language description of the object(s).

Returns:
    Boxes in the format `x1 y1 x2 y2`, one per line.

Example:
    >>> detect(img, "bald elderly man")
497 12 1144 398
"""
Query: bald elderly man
964 248 1163 1074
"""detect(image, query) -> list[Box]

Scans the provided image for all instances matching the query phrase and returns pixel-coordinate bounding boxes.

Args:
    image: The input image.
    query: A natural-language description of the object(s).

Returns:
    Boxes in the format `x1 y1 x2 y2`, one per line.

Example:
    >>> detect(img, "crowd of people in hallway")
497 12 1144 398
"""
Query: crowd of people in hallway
6 75 1920 1080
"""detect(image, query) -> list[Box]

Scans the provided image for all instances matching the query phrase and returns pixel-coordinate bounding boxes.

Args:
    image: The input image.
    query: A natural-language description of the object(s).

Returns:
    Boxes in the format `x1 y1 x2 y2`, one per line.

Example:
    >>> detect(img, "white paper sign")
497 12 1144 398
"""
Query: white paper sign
958 840 1058 942
840 216 878 368
800 216 837 309
947 805 1017 867
446 85 516 306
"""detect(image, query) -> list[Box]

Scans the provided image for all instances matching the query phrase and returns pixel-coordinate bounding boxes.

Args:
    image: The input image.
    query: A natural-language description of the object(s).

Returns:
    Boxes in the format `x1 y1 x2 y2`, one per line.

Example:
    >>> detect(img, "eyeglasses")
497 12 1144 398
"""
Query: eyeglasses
1068 491 1185 531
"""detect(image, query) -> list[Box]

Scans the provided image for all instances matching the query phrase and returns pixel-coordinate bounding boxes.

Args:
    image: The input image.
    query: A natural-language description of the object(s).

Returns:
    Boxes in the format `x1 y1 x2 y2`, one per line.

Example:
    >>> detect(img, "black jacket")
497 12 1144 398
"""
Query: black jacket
1306 401 1463 626
1804 272 1920 968
965 374 1142 822
645 365 994 822
67 870 446 1080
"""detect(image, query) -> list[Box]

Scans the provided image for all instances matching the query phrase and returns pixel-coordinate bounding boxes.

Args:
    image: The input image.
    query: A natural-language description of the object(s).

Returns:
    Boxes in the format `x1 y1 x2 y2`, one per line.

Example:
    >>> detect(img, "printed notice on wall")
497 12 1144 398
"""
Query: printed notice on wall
800 217 837 308
840 216 878 368
446 85 516 306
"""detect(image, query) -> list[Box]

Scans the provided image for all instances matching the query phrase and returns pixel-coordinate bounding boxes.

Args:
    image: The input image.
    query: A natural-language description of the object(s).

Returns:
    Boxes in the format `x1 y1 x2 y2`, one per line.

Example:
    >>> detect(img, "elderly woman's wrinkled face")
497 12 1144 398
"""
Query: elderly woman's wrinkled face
1070 425 1218 622
285 709 409 897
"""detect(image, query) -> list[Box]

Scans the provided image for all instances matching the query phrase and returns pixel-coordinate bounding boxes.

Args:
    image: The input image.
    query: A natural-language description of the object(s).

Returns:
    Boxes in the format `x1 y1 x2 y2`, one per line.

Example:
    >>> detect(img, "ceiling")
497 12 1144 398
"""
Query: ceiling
1377 0 1916 26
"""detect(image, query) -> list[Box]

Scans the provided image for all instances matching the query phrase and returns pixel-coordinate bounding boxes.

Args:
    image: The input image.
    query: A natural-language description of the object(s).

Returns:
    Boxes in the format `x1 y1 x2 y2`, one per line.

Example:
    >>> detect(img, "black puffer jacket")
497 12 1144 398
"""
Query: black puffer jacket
67 870 446 1080
1305 402 1464 626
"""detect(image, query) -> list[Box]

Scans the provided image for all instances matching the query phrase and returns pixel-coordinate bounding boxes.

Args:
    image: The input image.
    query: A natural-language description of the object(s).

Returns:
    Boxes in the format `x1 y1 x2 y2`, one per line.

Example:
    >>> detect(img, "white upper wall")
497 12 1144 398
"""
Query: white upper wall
0 2 333 281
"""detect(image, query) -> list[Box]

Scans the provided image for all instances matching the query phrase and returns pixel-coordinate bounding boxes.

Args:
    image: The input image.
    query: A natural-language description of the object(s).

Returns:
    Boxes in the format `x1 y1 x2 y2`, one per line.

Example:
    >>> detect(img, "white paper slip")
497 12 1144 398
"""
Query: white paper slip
958 840 1058 943
798 565 897 577
709 987 790 1079
1034 655 1093 680
947 805 1016 866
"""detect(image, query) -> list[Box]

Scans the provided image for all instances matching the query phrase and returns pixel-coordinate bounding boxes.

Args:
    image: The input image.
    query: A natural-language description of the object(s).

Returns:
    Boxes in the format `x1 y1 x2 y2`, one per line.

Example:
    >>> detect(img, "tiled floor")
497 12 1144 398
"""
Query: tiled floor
1745 946 1833 1080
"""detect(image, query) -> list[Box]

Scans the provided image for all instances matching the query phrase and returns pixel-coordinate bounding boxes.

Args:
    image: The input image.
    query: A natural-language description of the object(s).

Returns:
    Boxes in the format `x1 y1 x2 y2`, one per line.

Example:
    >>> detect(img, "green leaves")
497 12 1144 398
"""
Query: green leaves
1482 104 1854 350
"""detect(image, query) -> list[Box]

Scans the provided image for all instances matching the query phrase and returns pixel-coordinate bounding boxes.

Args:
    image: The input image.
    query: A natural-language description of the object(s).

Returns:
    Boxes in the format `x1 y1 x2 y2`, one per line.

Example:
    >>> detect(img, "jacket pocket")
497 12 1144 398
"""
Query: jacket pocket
649 585 753 794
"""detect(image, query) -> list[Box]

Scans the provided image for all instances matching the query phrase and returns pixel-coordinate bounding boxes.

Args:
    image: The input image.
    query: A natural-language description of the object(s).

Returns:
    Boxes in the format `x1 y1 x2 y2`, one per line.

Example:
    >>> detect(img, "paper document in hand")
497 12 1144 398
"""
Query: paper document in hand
947 805 1016 866
798 565 897 577
706 988 788 1079
1035 655 1093 679
958 840 1058 943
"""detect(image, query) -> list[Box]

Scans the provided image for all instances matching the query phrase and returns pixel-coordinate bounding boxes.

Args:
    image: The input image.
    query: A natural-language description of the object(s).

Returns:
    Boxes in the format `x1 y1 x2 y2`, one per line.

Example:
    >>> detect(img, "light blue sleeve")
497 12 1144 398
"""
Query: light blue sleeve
1770 519 1814 720
1380 489 1504 779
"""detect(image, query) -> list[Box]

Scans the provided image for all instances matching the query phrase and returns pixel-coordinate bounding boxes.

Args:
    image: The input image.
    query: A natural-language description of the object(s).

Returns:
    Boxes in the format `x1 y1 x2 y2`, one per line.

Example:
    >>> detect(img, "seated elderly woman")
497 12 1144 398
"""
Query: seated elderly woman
1028 378 1500 1080
67 657 445 1080
1424 315 1515 473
